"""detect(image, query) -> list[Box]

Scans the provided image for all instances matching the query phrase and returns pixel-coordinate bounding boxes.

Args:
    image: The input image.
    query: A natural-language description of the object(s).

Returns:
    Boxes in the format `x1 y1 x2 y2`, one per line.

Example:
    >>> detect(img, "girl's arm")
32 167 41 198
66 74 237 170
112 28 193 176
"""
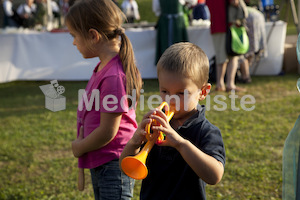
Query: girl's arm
151 110 224 185
72 112 122 157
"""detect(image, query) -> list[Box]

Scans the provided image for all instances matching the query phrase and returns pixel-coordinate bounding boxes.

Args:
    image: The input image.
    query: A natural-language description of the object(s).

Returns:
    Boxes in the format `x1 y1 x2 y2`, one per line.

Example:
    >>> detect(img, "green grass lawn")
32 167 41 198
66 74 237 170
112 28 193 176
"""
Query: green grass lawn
0 75 300 199
0 0 299 199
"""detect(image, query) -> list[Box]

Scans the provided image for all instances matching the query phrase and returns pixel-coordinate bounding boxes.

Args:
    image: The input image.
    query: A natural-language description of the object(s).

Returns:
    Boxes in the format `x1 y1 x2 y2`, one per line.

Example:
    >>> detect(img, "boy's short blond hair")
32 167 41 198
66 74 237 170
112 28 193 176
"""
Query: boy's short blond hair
157 42 210 88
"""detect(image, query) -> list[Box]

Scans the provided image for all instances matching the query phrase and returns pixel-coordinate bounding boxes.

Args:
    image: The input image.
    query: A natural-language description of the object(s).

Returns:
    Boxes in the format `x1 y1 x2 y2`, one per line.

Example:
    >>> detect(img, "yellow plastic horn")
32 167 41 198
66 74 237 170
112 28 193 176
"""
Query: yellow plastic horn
121 102 174 180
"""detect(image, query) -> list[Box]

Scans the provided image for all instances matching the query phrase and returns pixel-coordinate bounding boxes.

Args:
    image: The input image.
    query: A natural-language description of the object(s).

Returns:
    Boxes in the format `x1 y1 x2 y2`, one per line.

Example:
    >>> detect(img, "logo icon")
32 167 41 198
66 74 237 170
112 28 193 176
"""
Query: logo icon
39 80 66 112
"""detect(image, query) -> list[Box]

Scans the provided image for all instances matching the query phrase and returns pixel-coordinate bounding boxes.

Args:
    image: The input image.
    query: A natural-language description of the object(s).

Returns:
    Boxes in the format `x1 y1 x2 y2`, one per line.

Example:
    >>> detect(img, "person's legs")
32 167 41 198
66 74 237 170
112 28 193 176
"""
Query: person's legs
216 62 227 91
239 57 251 82
226 56 238 89
212 33 228 91
226 56 246 92
90 159 135 200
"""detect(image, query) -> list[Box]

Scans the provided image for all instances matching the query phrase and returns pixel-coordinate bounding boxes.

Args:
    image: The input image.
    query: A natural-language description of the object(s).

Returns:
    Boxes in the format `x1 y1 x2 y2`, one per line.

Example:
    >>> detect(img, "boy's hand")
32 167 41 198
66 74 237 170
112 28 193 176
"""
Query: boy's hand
72 126 84 158
129 110 155 148
150 109 185 150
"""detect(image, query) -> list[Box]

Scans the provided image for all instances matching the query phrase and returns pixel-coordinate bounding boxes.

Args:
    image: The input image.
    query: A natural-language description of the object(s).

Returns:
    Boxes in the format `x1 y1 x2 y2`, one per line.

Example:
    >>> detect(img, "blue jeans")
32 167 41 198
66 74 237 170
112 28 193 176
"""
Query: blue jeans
90 159 135 200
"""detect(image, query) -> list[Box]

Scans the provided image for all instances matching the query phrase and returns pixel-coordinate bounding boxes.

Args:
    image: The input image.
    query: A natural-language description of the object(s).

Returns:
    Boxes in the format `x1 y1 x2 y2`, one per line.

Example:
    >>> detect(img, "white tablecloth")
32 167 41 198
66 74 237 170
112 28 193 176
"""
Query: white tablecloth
0 21 286 83
249 20 287 75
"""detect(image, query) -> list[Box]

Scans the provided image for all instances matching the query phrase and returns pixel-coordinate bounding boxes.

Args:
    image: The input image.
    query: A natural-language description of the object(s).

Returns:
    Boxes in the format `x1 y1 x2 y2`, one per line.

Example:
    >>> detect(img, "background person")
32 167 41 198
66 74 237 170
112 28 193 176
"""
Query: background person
192 0 210 21
152 0 197 64
51 0 61 27
2 0 21 27
237 55 251 83
121 0 140 23
206 0 246 92
65 0 142 199
16 0 37 28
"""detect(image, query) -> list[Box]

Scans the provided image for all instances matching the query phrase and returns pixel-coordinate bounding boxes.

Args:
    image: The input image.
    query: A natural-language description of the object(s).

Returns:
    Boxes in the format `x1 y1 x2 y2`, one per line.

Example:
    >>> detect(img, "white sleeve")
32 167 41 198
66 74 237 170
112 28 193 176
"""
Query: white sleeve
152 0 161 16
179 0 185 5
17 4 24 15
181 0 197 6
31 3 37 13
51 1 60 12
133 1 140 20
3 1 14 17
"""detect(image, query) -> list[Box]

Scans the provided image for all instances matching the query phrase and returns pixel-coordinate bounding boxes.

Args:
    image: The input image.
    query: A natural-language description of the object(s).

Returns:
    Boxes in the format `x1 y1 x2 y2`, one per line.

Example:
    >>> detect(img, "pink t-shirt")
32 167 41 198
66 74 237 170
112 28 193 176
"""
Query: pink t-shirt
77 55 137 169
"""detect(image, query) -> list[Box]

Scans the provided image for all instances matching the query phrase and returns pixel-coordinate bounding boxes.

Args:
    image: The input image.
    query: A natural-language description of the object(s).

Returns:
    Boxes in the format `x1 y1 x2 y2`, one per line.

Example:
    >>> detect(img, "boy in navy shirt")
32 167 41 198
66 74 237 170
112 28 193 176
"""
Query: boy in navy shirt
120 42 226 200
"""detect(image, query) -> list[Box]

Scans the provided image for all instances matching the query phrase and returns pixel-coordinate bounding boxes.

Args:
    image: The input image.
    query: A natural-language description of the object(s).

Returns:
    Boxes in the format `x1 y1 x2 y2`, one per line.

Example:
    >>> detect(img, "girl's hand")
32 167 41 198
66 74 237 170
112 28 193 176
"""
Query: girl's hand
72 126 84 158
150 109 185 150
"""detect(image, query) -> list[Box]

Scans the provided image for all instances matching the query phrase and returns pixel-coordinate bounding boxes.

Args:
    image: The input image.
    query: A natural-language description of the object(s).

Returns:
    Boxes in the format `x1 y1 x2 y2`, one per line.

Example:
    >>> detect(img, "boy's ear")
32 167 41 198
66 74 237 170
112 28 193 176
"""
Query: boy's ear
88 28 100 42
199 83 211 101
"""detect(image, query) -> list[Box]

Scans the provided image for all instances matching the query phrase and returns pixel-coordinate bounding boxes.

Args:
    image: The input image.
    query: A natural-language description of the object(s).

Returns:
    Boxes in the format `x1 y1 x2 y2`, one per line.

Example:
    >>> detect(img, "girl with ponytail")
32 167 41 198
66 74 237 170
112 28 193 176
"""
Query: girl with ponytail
66 0 142 198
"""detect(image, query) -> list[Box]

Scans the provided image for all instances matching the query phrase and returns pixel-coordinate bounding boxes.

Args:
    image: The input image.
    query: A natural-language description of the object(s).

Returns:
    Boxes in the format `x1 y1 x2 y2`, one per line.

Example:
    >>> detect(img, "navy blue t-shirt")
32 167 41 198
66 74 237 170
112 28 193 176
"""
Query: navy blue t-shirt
140 105 226 200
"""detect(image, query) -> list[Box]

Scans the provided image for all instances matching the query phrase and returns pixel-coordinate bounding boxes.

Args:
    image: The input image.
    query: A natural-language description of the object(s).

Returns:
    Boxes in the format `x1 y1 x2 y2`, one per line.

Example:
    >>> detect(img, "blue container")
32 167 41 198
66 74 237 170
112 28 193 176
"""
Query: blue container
261 0 274 7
